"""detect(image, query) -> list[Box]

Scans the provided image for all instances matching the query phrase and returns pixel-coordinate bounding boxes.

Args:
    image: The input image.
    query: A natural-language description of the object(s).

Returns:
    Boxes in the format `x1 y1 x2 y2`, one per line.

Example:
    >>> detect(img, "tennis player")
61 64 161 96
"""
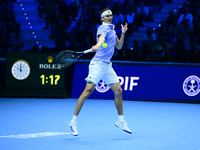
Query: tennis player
68 8 132 136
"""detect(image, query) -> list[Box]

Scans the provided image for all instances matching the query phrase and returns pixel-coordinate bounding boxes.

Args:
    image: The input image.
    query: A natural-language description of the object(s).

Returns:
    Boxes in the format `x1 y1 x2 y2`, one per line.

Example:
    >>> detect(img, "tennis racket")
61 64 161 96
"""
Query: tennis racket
55 49 92 68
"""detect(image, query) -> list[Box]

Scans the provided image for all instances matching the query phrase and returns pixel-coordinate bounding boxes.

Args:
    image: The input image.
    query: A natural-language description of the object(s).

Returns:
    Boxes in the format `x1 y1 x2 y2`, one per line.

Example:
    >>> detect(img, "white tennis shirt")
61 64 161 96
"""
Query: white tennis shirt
91 22 118 63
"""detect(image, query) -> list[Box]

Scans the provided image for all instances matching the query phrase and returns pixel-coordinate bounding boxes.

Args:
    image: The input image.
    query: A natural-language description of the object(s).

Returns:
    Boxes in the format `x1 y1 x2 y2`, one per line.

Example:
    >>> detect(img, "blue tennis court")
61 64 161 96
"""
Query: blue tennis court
0 98 200 150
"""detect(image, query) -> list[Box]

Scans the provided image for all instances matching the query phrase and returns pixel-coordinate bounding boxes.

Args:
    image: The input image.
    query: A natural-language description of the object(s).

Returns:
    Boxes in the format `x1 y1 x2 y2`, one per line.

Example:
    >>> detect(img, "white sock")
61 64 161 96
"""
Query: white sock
72 115 78 122
119 115 124 121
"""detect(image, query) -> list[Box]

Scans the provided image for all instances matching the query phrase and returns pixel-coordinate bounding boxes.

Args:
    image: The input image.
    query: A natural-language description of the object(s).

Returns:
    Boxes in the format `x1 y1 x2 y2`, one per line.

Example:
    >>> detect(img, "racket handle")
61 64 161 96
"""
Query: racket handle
83 49 92 54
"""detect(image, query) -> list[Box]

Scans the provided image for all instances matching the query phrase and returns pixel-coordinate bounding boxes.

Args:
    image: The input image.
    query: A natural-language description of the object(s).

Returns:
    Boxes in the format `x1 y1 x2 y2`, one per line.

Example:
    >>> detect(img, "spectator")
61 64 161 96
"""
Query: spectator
49 18 67 41
37 0 46 22
0 15 6 39
178 7 193 26
123 0 137 15
114 42 128 60
155 19 167 33
112 10 125 25
127 39 143 61
188 0 200 16
67 38 79 51
49 9 62 32
161 49 174 62
156 26 169 43
184 33 192 53
194 21 200 46
194 1 200 12
69 0 81 20
166 10 177 26
142 27 157 53
173 43 190 63
173 35 185 53
74 21 90 50
0 31 11 57
146 46 161 62
110 1 124 14
41 46 49 53
88 0 102 11
114 21 122 37
155 36 172 56
102 0 113 9
31 45 40 53
168 28 179 46
1 0 14 14
177 0 192 17
190 49 200 63
134 49 145 61
57 0 71 27
182 19 193 35
51 39 65 53
169 17 183 35
87 26 97 46
43 0 57 29
2 0 15 26
7 17 21 45
193 9 200 28
90 8 101 28
123 0 137 32
125 10 136 36
194 20 200 35
136 2 150 26
190 42 200 52
77 7 92 28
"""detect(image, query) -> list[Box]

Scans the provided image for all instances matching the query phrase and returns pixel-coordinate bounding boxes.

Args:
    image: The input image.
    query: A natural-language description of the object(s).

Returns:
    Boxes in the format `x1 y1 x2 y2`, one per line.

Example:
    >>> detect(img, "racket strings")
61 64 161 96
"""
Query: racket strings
55 50 86 68
55 51 78 68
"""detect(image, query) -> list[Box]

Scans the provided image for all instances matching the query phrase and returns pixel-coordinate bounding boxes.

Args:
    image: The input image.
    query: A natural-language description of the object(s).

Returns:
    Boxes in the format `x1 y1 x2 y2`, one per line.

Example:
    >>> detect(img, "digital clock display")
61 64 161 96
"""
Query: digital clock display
40 74 60 85
35 71 64 89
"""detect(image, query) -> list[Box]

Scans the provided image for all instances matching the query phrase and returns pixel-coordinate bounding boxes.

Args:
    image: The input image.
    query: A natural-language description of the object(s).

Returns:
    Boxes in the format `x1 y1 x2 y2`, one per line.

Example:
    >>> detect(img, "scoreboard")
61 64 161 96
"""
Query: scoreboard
4 52 68 97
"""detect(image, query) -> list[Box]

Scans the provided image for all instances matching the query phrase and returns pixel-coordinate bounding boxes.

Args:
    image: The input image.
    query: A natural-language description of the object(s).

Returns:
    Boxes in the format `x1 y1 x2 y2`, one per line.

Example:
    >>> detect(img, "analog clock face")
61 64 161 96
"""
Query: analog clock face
11 60 31 80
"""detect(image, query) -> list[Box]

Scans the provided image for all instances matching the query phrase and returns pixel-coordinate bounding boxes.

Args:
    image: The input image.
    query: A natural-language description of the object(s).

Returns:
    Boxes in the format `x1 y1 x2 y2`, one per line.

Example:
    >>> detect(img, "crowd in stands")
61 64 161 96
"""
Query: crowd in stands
0 0 200 64
113 0 200 63
116 0 200 63
35 0 162 57
0 0 24 58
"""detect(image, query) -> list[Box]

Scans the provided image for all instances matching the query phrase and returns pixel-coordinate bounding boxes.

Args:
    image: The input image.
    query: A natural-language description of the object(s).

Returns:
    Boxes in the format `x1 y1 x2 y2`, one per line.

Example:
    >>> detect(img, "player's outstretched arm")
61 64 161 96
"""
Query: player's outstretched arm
91 34 105 52
116 22 128 50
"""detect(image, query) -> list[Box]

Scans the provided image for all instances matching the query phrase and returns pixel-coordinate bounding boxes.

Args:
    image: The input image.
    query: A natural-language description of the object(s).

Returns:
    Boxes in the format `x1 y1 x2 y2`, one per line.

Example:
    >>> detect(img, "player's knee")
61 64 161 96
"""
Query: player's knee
84 88 94 97
115 87 122 96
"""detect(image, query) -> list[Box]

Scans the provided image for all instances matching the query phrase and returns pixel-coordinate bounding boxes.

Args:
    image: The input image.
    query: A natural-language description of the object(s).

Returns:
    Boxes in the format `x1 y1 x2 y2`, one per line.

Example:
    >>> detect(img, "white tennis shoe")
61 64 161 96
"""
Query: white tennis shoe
68 120 78 136
115 119 132 134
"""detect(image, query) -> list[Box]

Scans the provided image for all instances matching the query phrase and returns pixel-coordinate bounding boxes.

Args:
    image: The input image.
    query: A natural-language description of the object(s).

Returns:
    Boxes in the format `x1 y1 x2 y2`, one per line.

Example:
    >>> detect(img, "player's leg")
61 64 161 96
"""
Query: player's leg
68 61 106 136
103 64 132 134
68 82 95 136
109 82 123 115
109 83 132 134
74 82 96 116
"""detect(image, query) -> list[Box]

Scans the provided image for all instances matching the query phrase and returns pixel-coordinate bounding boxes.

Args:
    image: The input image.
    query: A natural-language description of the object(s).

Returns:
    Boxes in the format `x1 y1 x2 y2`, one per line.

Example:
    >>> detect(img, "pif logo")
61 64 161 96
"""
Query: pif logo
183 75 200 96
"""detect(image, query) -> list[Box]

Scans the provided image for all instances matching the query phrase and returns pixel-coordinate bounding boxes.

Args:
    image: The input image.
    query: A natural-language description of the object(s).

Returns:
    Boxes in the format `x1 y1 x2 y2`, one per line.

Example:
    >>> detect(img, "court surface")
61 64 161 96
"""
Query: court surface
0 98 200 150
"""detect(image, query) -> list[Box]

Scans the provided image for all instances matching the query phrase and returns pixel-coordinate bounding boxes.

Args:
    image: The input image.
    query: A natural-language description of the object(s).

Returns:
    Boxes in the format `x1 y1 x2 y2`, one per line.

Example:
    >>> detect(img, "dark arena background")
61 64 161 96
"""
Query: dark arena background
0 0 200 149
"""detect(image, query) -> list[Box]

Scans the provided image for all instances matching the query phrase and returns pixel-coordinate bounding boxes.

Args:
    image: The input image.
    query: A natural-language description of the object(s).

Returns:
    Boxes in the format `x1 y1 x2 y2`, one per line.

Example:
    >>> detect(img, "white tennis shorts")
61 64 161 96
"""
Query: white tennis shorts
85 61 119 85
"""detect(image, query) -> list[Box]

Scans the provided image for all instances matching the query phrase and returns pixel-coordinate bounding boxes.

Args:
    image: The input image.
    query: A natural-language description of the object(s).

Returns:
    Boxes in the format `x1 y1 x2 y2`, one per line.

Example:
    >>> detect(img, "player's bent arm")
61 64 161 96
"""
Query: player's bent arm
115 33 125 50
91 34 105 52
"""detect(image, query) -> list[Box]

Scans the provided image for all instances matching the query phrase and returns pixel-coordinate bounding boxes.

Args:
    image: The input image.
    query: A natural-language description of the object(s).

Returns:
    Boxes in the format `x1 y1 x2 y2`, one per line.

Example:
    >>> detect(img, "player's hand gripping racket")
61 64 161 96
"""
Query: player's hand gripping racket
55 49 92 68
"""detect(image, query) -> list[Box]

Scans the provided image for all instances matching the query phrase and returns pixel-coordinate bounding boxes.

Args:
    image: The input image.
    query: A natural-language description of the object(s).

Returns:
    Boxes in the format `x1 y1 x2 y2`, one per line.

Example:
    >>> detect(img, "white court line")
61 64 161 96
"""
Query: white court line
0 132 71 139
